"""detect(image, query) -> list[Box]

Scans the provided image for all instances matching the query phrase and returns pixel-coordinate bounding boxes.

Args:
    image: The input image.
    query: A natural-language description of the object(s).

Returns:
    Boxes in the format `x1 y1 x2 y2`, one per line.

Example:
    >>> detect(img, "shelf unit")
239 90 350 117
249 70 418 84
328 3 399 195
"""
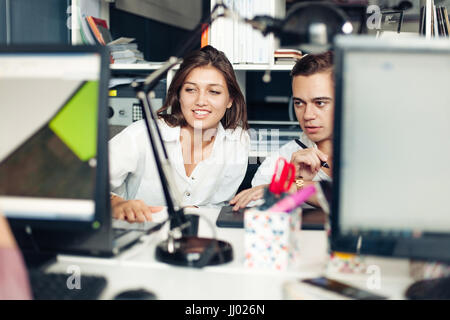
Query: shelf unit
110 63 295 71
83 0 298 156
110 62 295 99
74 0 295 94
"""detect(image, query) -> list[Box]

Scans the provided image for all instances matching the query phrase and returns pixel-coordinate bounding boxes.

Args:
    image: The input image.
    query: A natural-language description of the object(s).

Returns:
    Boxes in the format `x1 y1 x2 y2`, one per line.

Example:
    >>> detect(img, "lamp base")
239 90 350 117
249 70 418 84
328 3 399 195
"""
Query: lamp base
155 236 233 268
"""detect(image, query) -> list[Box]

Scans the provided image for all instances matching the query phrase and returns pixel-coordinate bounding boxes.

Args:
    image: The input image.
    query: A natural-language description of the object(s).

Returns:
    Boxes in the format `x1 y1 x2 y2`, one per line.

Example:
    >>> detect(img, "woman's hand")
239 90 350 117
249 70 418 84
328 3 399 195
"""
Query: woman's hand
229 185 267 211
111 195 163 223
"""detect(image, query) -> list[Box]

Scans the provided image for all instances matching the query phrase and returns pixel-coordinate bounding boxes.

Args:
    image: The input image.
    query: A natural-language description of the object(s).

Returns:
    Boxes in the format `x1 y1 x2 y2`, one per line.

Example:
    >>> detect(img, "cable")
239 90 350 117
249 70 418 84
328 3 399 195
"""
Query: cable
25 225 40 254
117 219 170 262
192 214 224 268
5 0 11 45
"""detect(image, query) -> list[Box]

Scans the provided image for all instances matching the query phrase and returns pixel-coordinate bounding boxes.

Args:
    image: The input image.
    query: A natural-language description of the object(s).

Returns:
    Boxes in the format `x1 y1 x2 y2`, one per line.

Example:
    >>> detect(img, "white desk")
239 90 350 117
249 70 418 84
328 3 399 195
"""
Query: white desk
46 208 415 300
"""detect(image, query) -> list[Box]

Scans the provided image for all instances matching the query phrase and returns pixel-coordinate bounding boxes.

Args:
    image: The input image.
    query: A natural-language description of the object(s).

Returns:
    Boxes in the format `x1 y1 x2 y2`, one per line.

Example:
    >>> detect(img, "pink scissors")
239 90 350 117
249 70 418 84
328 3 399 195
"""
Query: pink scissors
268 157 296 195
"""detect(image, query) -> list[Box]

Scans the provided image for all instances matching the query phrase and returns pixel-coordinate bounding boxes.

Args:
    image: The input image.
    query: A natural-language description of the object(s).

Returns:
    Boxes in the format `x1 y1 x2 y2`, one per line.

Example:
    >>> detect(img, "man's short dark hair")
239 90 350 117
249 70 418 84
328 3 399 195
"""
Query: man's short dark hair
290 51 334 78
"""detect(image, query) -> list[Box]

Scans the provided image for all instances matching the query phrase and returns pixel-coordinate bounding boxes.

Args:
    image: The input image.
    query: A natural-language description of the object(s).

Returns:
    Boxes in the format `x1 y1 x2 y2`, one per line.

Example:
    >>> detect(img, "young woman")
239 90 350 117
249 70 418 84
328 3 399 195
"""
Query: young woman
109 45 249 222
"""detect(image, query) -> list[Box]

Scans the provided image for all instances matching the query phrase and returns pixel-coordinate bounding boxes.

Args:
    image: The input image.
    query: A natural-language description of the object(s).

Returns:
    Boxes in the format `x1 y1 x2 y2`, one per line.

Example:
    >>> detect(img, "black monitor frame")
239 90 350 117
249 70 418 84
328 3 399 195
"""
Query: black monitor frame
0 45 111 233
330 36 450 263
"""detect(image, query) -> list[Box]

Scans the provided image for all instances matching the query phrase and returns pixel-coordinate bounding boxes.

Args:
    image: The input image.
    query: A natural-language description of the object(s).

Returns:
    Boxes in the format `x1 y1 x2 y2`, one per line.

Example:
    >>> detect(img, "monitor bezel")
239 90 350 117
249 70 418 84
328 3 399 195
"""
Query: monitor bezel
0 44 111 231
331 36 450 262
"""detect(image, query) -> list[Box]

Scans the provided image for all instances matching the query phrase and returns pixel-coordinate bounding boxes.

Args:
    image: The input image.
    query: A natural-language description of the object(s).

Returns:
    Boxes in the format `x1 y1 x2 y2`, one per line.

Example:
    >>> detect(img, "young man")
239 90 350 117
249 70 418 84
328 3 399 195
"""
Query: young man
230 51 334 210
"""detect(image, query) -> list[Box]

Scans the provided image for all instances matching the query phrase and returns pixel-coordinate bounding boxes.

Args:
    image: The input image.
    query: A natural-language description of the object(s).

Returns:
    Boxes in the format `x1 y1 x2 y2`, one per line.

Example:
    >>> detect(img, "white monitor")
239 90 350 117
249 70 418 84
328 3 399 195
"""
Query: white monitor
332 36 450 261
0 47 106 223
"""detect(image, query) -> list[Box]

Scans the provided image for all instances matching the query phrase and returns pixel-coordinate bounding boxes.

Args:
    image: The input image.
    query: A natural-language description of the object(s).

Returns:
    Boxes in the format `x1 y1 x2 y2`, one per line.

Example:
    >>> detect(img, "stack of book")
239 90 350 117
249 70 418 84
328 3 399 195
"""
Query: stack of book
108 40 145 64
274 49 303 65
79 15 146 64
419 0 450 38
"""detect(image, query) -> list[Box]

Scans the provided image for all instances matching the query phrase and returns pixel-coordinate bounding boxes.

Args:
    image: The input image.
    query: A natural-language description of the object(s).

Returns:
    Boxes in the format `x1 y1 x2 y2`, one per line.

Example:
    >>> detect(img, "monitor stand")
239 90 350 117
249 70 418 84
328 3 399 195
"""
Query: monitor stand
405 276 450 299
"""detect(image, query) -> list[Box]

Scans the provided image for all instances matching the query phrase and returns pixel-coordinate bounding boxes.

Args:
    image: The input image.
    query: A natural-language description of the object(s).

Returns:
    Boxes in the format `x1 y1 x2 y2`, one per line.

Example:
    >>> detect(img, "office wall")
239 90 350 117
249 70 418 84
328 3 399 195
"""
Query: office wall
0 0 70 45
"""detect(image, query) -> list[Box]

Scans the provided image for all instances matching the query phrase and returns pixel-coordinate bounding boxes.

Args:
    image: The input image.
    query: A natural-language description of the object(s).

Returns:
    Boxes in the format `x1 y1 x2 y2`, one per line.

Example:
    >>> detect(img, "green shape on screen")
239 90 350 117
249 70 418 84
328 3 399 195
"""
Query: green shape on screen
49 81 98 161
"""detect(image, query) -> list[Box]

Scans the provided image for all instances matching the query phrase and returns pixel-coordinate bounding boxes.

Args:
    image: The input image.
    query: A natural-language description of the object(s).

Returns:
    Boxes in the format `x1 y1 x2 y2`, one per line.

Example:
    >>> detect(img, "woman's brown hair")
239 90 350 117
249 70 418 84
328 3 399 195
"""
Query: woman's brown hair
157 45 248 130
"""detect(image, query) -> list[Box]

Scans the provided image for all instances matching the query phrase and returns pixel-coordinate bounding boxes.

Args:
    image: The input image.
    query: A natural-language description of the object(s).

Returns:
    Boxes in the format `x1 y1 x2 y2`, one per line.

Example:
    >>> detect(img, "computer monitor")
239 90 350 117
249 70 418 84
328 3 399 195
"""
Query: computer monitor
331 36 450 263
0 45 112 263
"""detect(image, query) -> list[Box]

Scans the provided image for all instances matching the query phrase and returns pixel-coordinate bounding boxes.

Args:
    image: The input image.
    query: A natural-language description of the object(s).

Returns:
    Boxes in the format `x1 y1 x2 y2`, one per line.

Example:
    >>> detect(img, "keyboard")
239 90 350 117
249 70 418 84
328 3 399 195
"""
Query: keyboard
28 269 107 300
113 228 132 239
216 205 246 228
216 205 326 230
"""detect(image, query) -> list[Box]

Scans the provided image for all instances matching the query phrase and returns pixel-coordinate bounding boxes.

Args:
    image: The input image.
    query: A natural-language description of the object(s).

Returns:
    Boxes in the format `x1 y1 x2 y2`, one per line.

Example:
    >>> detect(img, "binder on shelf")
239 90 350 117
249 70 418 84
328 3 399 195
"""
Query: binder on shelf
77 10 95 45
437 7 444 36
419 1 450 38
86 16 112 45
419 6 425 35
444 7 450 36
210 0 285 66
420 0 433 38
85 16 114 63
432 3 439 37
201 24 209 48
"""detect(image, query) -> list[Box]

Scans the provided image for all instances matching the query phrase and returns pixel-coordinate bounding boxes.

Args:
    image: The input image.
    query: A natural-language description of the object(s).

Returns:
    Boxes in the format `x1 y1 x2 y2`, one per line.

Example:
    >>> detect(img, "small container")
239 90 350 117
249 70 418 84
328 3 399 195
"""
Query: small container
244 207 302 271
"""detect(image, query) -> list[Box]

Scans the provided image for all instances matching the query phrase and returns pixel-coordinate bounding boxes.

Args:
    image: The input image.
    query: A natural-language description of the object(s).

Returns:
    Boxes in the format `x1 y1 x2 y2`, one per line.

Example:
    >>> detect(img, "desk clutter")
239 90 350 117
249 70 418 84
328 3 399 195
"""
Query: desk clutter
244 208 301 271
326 252 367 274
78 13 146 64
242 157 319 271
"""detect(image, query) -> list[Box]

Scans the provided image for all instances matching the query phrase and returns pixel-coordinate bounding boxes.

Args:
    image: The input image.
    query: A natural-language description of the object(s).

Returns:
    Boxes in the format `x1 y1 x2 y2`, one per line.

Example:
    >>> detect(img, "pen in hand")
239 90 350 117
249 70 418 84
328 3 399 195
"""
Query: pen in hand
295 139 330 169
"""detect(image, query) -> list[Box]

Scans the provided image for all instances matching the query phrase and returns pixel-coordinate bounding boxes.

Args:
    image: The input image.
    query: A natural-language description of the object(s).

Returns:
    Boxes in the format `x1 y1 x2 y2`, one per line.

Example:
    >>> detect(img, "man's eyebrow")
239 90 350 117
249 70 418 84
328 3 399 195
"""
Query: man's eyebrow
312 96 333 101
292 97 306 104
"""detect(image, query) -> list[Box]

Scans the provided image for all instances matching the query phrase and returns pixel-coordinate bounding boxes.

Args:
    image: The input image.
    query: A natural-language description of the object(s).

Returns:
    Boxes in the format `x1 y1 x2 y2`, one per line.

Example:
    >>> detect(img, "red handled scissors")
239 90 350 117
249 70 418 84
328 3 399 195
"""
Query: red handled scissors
268 157 296 195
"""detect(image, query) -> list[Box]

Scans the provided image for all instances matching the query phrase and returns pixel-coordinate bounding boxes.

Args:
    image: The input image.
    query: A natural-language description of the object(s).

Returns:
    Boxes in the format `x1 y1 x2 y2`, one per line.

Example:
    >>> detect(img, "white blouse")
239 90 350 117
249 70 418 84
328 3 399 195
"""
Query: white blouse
109 119 250 208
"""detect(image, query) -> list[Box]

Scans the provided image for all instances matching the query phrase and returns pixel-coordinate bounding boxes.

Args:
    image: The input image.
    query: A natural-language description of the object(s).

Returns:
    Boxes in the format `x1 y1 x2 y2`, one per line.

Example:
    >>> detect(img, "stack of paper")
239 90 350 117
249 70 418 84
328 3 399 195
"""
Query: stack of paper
108 38 146 64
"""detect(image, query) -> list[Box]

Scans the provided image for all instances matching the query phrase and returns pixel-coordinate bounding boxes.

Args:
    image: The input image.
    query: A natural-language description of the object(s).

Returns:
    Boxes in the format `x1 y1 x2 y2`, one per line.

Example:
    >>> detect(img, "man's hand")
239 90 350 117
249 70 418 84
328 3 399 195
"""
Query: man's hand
290 148 328 180
111 196 163 223
229 185 267 211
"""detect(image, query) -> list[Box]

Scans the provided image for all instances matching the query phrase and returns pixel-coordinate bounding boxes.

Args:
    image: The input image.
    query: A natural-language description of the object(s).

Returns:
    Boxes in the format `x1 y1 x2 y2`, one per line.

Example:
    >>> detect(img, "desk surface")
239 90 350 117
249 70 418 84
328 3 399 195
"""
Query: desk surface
46 208 414 300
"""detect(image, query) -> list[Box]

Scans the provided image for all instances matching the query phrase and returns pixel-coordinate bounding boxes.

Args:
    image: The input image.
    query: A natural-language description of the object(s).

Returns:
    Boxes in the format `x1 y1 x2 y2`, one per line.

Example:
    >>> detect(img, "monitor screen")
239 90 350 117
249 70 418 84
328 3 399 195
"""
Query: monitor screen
332 36 450 261
0 50 102 222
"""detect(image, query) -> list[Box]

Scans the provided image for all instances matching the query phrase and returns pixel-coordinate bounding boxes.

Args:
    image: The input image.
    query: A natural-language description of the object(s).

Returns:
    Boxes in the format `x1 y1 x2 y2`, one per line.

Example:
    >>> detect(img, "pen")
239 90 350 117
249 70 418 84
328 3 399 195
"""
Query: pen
269 185 316 213
295 139 330 168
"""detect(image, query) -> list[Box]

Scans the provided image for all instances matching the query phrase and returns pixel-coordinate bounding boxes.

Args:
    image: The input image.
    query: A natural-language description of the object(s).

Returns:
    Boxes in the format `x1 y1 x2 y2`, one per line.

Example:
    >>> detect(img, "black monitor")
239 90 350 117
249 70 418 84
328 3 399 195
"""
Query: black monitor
0 45 112 264
331 36 450 298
